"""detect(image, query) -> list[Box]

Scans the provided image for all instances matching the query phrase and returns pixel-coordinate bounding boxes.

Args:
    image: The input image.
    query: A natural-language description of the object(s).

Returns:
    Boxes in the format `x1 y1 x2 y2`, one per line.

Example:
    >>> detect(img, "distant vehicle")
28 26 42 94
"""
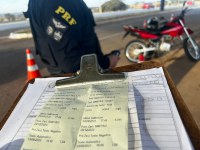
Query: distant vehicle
186 1 194 6
142 3 154 9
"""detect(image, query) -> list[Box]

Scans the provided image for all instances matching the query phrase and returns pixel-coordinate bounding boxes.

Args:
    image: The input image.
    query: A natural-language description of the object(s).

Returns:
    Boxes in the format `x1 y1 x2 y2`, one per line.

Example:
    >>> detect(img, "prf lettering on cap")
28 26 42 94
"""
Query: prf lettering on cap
55 6 77 25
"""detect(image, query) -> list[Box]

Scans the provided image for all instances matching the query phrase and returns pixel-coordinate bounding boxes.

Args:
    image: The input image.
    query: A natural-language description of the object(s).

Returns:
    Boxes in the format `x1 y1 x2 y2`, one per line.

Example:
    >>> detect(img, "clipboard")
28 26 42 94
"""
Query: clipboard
56 54 125 88
0 54 199 149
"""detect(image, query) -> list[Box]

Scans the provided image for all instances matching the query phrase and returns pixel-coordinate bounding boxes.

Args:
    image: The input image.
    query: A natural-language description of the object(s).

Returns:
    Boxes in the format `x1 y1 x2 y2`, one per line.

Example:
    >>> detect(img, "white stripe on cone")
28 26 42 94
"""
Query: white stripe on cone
26 53 34 60
28 65 39 71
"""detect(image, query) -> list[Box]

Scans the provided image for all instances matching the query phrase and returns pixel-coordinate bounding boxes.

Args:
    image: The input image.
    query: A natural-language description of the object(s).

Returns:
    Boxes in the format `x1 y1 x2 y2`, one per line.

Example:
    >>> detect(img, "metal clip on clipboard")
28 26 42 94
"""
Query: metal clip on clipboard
56 54 125 88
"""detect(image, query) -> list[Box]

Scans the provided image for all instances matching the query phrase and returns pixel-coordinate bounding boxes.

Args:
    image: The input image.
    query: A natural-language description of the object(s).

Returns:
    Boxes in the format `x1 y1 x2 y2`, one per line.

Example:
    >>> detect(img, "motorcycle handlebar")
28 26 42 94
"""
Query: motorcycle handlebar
172 7 188 23
180 7 188 17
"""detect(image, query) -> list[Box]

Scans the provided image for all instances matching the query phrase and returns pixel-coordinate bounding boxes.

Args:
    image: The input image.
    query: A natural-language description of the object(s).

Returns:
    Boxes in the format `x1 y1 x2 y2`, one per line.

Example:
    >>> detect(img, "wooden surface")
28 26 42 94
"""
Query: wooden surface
0 61 199 149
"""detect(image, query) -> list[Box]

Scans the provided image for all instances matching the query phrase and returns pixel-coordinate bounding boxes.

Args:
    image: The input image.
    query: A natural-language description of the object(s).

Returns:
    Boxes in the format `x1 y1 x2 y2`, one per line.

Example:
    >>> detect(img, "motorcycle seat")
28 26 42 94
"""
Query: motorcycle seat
144 25 172 35
141 29 162 35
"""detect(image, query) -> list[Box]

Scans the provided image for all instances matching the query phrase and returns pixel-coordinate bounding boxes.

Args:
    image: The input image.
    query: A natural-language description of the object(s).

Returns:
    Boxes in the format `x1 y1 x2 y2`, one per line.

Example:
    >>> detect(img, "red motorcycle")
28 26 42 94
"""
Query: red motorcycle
123 3 200 62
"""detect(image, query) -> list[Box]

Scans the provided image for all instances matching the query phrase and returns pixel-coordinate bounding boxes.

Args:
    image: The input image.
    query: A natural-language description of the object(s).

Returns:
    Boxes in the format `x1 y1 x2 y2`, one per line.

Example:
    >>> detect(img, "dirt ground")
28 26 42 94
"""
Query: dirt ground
155 46 200 128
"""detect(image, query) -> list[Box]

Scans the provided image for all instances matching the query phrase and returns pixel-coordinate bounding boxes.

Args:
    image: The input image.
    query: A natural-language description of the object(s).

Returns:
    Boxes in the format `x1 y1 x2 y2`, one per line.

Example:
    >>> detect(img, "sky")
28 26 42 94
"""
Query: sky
0 0 142 14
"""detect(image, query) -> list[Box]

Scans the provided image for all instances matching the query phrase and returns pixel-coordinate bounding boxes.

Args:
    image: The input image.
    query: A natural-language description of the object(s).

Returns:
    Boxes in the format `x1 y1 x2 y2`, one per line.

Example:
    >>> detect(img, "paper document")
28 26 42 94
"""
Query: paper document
21 80 128 150
128 68 193 150
0 67 193 150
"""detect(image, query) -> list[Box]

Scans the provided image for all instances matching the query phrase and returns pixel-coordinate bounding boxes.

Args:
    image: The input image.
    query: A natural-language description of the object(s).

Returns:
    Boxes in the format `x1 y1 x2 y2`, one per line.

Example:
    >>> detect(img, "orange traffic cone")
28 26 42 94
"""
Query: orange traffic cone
26 49 41 81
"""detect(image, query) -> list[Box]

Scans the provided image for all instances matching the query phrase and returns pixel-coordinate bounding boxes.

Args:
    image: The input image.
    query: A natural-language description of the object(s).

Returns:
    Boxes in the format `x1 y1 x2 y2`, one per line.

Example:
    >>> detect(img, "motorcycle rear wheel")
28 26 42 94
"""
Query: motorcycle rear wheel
125 40 148 62
183 37 200 61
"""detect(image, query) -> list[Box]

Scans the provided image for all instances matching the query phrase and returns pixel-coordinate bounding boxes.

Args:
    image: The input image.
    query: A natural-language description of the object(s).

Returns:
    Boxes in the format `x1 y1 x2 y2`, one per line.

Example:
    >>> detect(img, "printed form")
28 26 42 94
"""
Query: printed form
128 68 193 150
0 67 193 150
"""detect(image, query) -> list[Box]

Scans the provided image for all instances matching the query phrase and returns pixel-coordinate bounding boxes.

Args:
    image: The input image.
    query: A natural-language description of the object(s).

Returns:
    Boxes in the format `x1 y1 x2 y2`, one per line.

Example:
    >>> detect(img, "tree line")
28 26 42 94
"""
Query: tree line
0 13 26 23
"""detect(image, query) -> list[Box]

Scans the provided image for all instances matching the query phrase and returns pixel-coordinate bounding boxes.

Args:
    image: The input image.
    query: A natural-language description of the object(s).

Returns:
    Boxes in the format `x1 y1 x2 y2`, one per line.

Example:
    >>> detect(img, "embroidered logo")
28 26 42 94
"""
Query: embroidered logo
46 26 54 36
46 17 69 42
53 31 63 42
52 18 67 29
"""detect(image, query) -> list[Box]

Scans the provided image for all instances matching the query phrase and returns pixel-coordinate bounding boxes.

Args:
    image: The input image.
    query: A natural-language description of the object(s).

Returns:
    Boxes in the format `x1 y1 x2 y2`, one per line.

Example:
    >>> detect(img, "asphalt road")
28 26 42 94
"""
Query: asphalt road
0 8 200 131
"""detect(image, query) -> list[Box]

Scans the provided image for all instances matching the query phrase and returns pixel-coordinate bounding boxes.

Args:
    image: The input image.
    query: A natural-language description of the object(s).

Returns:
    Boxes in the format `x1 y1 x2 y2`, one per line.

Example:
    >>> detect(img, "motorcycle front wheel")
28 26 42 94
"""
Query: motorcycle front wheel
125 40 148 62
183 37 200 61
